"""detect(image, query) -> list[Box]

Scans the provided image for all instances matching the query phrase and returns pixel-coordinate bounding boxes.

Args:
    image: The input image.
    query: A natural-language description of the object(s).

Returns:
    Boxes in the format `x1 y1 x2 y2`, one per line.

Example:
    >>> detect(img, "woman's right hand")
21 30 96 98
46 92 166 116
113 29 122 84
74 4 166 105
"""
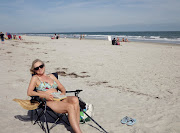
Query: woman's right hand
44 93 54 101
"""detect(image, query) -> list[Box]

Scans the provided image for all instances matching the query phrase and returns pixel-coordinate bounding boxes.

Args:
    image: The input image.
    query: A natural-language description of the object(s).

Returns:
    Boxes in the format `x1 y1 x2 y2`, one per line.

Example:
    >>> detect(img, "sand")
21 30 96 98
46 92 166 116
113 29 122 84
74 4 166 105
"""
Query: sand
0 36 180 133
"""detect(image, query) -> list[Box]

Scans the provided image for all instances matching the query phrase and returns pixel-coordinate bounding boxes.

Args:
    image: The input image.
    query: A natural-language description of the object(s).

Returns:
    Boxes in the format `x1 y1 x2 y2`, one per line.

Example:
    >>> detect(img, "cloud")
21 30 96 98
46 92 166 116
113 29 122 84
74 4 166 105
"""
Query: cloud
0 0 180 32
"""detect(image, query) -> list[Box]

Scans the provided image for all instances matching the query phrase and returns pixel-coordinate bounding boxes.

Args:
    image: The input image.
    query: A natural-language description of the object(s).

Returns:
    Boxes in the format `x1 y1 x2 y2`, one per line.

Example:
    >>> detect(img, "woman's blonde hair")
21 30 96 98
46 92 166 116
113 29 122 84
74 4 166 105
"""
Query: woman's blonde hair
30 59 45 75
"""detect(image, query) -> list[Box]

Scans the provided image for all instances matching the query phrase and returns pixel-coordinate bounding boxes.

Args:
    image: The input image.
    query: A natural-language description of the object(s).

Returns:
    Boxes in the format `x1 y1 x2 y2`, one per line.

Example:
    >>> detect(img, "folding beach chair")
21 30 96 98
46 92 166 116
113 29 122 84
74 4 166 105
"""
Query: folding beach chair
30 72 108 133
30 73 70 133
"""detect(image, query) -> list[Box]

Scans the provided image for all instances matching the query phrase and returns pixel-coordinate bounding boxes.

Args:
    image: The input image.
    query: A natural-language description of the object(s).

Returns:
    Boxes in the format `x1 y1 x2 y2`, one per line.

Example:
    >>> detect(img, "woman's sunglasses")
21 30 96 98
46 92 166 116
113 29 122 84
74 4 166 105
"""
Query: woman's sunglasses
34 64 44 71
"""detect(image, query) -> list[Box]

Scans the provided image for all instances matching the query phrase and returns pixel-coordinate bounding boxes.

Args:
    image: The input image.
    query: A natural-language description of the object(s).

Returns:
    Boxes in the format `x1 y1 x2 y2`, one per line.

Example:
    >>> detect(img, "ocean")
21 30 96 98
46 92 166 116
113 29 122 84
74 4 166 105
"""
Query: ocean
20 31 180 44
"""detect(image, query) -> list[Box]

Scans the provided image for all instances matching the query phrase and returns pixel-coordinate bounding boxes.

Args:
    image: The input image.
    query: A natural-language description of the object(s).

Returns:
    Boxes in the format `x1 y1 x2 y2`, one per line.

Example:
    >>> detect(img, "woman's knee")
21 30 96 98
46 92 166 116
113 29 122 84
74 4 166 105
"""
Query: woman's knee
71 96 79 104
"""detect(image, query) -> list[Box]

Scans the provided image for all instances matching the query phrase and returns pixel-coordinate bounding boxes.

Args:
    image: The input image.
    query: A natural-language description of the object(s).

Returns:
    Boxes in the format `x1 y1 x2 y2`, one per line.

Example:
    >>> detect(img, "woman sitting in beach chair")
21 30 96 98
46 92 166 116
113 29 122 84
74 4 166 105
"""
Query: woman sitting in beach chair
27 59 82 133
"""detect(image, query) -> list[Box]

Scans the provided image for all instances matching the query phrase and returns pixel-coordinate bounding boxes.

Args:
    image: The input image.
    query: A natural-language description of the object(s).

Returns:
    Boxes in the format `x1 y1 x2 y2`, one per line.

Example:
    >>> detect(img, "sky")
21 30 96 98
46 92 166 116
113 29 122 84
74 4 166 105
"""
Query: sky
0 0 180 33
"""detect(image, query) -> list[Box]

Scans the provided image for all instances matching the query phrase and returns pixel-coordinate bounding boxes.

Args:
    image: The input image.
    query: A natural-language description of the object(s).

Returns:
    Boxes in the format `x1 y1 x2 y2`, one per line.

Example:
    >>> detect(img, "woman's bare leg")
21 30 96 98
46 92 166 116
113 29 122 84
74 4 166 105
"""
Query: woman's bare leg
47 101 82 133
62 96 80 124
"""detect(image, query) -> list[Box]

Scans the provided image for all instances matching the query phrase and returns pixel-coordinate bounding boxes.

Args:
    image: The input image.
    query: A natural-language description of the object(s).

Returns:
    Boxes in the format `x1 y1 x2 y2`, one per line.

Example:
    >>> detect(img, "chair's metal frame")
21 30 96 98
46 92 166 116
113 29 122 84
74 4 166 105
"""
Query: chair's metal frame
31 99 70 133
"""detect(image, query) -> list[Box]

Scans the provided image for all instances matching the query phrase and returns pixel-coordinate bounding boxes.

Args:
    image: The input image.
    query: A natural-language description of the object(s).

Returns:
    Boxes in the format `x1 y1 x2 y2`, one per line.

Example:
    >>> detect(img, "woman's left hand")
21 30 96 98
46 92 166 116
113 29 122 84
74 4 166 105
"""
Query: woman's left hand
60 92 66 95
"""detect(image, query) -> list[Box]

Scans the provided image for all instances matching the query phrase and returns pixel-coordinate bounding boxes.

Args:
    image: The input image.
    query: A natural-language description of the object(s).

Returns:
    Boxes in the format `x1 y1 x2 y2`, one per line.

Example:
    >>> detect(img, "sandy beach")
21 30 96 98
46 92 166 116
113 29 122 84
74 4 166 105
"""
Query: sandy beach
0 36 180 133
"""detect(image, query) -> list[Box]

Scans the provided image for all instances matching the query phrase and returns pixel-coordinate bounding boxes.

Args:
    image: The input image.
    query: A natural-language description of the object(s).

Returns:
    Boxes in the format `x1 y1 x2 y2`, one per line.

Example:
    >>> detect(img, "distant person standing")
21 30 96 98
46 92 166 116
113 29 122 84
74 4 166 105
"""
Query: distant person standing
56 34 60 39
80 34 82 40
0 32 4 43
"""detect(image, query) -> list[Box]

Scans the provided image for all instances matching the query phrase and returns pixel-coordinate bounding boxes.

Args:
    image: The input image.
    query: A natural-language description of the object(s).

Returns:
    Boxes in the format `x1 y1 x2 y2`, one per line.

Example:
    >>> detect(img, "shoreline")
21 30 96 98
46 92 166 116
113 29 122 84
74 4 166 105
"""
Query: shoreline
13 30 180 45
21 35 180 46
129 41 180 46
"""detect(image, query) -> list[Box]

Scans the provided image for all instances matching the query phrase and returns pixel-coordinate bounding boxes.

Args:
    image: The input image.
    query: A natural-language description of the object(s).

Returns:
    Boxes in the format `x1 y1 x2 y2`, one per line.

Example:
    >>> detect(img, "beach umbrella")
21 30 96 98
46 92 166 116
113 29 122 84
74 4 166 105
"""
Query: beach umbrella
6 32 12 39
6 32 10 36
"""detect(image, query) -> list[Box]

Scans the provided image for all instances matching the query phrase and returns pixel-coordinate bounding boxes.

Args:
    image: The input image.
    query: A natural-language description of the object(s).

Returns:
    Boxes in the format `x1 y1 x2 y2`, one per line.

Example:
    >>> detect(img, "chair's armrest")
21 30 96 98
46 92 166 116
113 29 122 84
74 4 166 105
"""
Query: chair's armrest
66 89 83 93
30 96 47 109
30 96 46 103
66 89 83 97
30 96 40 103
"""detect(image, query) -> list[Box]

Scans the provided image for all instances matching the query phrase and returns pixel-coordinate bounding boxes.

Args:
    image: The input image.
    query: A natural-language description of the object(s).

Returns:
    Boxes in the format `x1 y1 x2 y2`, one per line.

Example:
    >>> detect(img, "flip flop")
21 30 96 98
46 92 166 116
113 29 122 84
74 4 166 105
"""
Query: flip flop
121 116 130 124
126 118 136 126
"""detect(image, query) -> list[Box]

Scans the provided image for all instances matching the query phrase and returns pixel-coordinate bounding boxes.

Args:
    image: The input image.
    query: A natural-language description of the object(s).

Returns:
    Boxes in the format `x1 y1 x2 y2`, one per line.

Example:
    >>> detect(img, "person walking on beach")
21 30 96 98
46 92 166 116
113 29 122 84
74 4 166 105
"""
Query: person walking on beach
27 59 82 133
0 32 4 44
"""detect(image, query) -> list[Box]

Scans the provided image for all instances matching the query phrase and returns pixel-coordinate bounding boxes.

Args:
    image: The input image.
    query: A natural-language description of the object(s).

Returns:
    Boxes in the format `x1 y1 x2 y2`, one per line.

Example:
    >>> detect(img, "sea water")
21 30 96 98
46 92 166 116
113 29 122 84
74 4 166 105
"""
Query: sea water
17 31 180 44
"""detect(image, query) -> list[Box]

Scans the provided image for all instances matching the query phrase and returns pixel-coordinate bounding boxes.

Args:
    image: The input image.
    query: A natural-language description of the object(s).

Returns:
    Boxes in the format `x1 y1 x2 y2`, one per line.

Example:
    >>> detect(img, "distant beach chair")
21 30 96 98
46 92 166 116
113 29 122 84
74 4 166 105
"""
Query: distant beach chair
108 36 111 41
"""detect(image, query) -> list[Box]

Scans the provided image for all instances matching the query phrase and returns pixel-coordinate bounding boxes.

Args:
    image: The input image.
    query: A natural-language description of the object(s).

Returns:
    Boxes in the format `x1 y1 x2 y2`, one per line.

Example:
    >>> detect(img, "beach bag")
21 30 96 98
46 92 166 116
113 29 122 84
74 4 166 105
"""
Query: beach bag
80 103 94 123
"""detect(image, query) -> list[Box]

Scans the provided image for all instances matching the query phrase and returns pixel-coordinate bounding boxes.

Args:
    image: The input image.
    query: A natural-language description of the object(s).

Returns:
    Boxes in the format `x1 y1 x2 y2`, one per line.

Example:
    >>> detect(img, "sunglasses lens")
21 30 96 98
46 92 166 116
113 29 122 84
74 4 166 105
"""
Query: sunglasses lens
39 64 44 68
34 67 39 70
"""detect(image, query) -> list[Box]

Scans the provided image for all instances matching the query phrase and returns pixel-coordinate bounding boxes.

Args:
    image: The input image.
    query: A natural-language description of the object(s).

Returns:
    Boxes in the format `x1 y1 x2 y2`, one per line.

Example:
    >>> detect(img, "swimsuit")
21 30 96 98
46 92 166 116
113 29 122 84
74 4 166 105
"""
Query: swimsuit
35 75 66 100
36 75 58 91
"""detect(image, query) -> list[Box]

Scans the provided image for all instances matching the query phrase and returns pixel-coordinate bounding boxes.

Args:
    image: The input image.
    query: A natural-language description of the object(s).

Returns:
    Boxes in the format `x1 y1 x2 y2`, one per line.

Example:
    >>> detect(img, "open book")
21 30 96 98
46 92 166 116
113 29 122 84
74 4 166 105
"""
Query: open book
51 93 67 101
